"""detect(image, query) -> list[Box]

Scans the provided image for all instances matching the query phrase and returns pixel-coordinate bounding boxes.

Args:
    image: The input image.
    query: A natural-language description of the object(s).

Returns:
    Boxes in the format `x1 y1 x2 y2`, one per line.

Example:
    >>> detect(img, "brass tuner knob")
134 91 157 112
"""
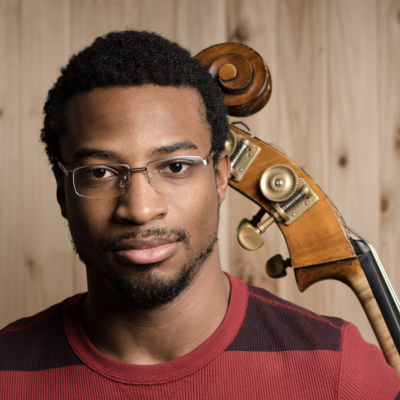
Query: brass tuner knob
259 164 298 202
266 254 292 278
237 220 264 251
237 214 277 251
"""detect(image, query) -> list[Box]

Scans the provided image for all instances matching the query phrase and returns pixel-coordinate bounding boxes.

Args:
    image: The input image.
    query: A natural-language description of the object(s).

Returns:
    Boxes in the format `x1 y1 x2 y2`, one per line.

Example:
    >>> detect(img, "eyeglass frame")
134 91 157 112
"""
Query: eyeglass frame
57 152 214 199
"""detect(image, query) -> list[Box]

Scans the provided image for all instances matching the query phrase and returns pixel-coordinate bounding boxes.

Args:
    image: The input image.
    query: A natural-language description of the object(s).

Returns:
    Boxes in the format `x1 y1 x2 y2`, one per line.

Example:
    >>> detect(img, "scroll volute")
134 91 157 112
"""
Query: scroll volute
195 43 272 116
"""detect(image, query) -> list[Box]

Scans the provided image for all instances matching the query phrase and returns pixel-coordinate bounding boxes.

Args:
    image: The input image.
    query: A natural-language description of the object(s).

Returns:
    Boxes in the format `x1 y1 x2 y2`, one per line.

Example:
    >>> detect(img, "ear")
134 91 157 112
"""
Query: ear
53 166 68 220
214 150 230 205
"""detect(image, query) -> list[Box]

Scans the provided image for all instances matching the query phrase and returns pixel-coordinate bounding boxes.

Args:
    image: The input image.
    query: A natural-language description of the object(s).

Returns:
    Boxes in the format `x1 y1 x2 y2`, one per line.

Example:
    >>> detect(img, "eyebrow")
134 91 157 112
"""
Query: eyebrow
150 140 198 156
72 148 120 160
71 140 199 161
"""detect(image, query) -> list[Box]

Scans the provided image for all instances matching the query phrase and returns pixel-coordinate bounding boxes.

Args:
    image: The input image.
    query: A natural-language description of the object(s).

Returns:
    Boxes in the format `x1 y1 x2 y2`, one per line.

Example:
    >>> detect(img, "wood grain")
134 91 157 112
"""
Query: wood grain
0 0 25 326
196 43 272 116
326 0 380 345
377 0 400 343
19 0 76 318
228 126 357 267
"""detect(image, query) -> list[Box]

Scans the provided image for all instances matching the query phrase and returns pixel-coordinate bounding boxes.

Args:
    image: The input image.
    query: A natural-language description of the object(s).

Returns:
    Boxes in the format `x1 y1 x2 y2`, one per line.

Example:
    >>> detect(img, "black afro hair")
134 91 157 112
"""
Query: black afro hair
41 30 229 167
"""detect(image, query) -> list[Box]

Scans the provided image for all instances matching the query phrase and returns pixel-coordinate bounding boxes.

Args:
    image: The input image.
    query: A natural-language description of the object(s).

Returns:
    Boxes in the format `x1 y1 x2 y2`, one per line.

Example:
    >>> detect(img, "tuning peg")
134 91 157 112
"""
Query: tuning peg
266 254 292 278
237 213 278 251
237 220 265 251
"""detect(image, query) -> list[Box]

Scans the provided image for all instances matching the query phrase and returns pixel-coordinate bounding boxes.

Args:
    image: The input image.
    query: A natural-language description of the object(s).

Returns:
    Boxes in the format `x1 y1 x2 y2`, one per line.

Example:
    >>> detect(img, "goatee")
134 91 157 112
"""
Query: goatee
73 225 218 306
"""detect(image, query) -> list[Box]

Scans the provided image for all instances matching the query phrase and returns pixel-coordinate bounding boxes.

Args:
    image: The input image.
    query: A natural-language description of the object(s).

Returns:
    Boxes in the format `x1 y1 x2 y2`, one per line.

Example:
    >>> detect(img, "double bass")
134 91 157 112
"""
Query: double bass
195 43 400 375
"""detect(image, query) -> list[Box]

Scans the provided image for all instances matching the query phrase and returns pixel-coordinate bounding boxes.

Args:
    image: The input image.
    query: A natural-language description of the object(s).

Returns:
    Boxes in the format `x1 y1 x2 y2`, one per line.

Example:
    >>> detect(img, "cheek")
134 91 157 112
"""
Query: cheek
168 177 218 235
66 192 115 244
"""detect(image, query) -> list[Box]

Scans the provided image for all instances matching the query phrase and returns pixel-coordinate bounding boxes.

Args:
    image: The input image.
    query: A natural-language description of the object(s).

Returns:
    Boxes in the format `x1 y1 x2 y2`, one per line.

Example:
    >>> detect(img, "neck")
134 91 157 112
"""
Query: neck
82 250 230 365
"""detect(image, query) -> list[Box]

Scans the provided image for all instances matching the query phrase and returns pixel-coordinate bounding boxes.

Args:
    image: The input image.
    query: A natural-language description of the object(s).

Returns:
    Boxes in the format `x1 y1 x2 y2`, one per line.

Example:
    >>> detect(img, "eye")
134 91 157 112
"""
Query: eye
90 168 116 179
161 162 190 174
81 166 119 182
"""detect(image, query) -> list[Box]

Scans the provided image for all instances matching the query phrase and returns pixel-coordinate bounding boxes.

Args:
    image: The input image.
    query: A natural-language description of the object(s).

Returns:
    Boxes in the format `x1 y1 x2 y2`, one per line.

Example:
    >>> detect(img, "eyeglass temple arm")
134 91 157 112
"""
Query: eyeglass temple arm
205 151 216 166
57 161 70 176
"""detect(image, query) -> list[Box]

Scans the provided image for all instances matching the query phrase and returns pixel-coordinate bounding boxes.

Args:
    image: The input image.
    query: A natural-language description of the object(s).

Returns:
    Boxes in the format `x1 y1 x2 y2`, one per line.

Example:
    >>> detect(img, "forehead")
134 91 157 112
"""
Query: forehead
60 85 211 164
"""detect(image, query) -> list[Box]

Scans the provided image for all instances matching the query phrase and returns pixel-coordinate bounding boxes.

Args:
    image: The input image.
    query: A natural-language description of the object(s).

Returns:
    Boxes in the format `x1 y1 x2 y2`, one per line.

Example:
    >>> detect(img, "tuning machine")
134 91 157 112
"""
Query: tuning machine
266 254 292 278
225 129 261 182
237 164 319 251
259 164 298 202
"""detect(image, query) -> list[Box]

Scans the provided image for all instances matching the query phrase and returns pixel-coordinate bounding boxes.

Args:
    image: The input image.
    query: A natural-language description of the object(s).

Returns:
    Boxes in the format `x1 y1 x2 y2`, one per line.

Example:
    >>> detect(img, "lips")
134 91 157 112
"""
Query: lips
113 238 178 264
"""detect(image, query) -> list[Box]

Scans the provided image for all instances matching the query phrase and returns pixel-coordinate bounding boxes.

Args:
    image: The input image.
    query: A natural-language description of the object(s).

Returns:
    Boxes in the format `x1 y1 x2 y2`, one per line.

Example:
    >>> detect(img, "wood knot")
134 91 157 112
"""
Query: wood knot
0 109 3 118
235 25 249 41
394 128 400 149
381 197 390 213
25 257 36 275
338 155 348 167
25 258 35 267
397 10 400 24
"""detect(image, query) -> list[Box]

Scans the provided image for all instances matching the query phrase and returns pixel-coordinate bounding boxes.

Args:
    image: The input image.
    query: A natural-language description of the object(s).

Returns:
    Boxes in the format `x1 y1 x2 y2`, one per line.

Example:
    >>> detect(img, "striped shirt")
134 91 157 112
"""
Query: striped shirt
1 273 399 399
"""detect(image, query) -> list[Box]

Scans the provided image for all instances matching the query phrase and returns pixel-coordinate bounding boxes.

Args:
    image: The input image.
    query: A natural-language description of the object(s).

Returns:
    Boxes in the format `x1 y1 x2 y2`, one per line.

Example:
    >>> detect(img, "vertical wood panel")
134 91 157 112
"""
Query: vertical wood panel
19 0 74 318
327 0 379 345
0 0 25 328
378 0 400 312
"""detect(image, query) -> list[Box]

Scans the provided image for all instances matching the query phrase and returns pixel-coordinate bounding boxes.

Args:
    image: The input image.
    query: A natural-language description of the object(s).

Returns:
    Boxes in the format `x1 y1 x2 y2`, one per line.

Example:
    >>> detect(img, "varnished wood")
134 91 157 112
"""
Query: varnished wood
218 63 237 81
229 125 356 268
296 260 400 375
196 43 272 116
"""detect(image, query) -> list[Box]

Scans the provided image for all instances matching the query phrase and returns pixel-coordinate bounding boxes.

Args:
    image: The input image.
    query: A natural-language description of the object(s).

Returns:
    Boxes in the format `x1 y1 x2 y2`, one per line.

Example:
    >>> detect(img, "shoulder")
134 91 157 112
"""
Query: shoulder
338 321 400 398
0 295 84 371
228 280 400 398
228 282 344 353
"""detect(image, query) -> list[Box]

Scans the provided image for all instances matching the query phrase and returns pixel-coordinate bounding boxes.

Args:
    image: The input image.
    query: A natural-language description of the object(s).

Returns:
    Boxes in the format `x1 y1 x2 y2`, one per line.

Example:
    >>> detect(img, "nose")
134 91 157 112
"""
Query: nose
114 170 168 225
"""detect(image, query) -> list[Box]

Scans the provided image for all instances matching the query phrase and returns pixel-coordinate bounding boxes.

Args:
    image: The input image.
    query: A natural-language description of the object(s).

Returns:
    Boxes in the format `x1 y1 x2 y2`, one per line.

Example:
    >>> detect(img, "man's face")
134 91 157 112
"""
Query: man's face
57 85 229 305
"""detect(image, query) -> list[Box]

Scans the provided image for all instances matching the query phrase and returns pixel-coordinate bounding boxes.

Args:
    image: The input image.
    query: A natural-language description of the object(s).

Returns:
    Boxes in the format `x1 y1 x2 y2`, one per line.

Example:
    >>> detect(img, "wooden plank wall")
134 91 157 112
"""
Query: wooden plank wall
1 0 399 349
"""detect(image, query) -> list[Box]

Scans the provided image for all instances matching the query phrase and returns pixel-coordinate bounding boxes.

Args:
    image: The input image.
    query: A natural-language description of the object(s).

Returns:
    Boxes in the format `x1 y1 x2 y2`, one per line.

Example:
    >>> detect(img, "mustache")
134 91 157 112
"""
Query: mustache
100 227 189 251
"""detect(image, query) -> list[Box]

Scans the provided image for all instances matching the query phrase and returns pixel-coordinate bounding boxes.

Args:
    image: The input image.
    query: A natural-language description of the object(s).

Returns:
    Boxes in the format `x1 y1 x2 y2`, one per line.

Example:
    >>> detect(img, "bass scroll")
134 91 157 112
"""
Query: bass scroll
196 42 400 376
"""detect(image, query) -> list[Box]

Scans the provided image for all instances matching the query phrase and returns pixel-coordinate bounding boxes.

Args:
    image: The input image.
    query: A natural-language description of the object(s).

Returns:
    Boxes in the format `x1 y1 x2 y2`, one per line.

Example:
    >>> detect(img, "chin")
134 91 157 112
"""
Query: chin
109 263 196 306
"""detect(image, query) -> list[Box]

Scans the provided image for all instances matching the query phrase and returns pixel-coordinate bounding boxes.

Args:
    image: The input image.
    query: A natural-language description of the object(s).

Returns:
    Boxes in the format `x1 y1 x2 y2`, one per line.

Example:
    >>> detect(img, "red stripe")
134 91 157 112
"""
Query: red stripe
1 350 387 399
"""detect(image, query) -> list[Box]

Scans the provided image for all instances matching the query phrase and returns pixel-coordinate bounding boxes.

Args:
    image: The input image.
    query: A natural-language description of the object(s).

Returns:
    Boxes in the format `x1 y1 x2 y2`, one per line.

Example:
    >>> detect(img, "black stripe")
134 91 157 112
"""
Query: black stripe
227 287 343 353
0 313 83 371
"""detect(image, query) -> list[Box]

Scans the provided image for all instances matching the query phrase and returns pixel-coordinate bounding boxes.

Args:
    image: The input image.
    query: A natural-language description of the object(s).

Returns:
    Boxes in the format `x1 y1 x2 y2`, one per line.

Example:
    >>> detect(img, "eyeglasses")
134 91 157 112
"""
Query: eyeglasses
57 154 212 198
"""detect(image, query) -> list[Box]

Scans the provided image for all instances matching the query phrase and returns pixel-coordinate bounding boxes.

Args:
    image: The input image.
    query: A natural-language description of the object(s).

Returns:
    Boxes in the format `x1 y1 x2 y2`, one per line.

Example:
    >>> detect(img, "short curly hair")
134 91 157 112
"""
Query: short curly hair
41 30 229 167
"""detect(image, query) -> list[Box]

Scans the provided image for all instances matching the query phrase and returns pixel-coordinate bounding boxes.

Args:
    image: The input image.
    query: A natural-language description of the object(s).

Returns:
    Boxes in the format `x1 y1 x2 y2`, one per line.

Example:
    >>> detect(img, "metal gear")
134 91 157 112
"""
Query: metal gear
259 164 298 202
225 129 238 156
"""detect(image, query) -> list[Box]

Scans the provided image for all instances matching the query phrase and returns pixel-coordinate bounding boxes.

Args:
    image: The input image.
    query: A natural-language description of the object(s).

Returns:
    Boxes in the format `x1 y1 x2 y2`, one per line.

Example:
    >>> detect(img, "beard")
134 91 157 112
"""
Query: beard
107 229 217 306
70 211 219 307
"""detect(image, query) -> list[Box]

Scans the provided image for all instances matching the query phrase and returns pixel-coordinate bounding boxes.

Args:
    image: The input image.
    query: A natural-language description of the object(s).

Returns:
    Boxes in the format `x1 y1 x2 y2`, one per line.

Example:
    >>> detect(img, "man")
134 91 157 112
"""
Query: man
0 30 399 399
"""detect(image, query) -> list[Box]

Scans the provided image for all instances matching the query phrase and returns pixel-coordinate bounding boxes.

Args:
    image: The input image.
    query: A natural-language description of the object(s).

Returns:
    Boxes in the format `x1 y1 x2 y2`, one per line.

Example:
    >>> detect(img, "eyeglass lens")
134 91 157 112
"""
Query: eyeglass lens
73 156 206 198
